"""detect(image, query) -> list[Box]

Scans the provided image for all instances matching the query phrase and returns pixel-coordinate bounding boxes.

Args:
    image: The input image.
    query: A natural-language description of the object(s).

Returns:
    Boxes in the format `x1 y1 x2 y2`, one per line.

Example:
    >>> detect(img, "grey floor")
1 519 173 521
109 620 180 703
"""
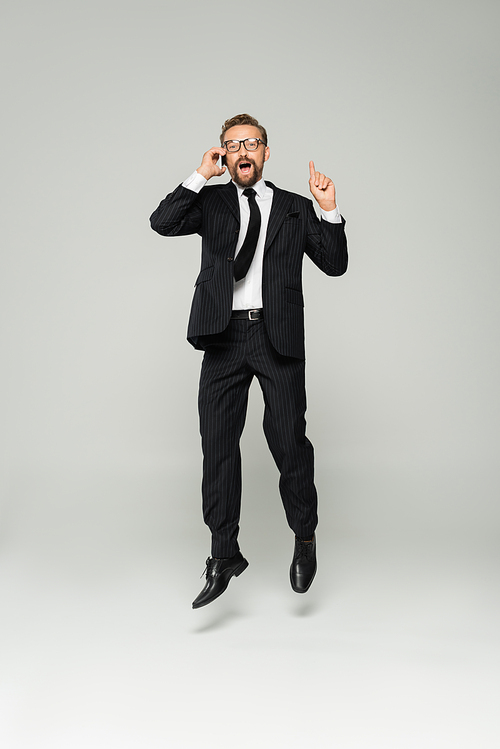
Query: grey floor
1 467 499 749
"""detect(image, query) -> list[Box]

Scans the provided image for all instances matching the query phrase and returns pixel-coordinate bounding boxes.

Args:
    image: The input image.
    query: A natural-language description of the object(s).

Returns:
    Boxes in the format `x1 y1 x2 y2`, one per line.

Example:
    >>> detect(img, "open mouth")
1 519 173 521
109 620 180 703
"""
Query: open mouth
238 161 252 175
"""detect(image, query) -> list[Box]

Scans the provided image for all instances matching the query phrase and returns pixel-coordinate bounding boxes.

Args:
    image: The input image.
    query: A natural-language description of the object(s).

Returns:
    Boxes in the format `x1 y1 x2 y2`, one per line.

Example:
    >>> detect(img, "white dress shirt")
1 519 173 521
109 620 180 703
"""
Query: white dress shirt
182 170 341 310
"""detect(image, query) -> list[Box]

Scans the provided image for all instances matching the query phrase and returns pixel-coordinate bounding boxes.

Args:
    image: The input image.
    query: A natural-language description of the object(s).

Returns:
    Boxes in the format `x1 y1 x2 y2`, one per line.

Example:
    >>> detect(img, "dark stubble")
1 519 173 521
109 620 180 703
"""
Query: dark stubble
227 154 265 188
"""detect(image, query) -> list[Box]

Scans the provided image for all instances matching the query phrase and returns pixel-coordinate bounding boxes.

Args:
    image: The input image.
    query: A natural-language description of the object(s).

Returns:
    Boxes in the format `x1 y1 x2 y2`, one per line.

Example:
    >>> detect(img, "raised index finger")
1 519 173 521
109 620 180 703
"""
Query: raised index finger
309 160 316 179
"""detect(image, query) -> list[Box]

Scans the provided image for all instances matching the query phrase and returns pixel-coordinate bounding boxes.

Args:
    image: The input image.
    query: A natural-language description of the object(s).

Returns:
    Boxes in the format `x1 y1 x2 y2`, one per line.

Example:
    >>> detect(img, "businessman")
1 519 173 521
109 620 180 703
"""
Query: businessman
150 114 348 608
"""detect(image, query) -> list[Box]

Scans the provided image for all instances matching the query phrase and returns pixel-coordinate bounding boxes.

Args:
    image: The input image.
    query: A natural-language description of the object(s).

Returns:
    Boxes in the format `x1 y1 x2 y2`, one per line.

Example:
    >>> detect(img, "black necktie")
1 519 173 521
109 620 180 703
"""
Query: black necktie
233 188 261 282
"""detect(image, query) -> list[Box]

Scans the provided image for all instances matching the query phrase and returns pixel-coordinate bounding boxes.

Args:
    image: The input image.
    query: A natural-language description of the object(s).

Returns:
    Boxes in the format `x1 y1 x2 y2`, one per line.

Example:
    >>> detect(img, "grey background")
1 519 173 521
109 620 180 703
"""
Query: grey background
1 0 499 747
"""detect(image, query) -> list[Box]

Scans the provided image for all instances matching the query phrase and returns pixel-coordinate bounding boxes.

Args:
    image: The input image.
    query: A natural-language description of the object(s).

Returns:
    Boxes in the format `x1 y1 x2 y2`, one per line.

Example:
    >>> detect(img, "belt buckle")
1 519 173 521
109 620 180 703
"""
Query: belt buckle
248 309 259 320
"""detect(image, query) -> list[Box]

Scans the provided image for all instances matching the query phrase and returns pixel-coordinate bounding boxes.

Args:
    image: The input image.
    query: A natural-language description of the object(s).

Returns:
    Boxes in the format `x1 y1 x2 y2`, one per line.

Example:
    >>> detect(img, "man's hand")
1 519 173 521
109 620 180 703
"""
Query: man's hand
309 161 336 212
196 147 227 180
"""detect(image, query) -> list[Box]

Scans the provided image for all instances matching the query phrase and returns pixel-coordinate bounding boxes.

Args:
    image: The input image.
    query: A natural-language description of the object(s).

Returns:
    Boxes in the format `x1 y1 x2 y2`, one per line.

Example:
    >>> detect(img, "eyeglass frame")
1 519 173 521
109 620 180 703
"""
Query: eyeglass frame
222 137 268 153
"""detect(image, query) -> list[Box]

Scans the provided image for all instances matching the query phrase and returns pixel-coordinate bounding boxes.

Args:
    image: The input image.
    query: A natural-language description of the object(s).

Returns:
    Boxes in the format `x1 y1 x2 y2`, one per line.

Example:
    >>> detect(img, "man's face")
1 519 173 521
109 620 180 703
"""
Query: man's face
222 125 270 187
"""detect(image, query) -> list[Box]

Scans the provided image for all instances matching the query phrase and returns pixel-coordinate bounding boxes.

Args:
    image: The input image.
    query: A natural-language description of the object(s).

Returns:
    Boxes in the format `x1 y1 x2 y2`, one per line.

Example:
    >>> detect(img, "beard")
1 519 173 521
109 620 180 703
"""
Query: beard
227 155 264 187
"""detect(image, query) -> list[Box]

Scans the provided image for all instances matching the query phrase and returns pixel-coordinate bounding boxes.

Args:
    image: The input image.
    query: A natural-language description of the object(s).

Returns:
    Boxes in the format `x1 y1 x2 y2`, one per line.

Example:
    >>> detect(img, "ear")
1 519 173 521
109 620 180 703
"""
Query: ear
264 146 270 162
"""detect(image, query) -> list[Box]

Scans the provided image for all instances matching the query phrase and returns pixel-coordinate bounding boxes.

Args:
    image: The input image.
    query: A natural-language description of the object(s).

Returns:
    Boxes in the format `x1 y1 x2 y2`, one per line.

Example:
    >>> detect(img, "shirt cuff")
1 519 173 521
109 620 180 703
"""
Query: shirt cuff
320 205 342 223
182 171 207 193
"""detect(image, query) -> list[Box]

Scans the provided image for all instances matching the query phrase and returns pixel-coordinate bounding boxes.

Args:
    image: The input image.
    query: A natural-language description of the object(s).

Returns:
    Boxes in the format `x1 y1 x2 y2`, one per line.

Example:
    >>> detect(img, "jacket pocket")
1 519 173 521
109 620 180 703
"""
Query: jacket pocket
285 287 304 307
194 266 214 286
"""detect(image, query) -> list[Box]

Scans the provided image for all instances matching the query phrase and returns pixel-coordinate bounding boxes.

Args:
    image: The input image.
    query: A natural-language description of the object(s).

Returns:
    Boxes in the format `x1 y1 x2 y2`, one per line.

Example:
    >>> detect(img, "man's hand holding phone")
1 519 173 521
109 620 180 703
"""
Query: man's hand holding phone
196 147 227 180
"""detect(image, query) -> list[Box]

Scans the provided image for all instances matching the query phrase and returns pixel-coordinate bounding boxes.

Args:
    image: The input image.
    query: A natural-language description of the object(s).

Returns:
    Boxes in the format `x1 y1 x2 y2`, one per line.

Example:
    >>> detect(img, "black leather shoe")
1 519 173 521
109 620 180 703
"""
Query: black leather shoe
192 551 249 609
290 535 317 593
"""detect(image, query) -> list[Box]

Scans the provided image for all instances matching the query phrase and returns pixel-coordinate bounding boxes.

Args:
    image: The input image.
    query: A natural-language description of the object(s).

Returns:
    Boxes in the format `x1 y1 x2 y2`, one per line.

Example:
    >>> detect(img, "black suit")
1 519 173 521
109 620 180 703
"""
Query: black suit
151 180 348 557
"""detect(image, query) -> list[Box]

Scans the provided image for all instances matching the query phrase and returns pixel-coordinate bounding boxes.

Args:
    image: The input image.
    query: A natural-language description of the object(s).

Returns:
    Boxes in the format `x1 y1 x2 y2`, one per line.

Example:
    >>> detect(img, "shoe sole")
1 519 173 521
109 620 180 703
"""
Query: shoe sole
192 559 249 609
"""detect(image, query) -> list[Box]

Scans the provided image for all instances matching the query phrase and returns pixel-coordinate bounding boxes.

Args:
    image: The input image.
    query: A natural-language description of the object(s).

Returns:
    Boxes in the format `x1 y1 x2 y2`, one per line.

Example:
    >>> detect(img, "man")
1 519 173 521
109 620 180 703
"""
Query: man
150 114 348 608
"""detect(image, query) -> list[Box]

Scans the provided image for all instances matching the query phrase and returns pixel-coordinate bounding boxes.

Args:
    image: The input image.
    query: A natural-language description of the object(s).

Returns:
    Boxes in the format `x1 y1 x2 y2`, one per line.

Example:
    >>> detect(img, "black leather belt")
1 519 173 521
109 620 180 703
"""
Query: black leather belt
231 308 263 320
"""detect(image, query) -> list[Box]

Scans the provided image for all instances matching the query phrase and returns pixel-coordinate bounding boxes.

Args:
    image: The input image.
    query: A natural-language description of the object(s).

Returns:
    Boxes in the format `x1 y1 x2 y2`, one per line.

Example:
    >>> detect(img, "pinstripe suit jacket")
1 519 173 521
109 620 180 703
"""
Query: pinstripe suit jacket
150 180 348 359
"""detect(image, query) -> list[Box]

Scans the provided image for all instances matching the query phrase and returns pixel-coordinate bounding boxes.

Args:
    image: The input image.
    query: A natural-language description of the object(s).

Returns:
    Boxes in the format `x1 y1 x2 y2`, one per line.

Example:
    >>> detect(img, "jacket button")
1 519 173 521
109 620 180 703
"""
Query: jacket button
227 257 233 262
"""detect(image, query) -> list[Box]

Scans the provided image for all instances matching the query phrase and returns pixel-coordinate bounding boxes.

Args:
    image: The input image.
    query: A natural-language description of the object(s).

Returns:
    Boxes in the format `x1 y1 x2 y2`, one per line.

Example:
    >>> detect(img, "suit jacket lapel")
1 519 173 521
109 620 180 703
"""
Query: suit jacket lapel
218 181 240 222
264 181 293 252
217 180 292 247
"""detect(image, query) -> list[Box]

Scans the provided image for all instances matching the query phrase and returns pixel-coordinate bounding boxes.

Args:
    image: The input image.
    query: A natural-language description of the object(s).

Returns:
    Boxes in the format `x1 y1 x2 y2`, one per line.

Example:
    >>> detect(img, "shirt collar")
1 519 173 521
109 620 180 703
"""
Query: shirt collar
232 177 267 200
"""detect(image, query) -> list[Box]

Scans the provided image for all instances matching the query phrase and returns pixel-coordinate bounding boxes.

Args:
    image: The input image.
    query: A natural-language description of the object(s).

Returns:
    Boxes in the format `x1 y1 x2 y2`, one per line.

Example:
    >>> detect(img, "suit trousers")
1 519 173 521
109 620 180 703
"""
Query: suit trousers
198 318 318 558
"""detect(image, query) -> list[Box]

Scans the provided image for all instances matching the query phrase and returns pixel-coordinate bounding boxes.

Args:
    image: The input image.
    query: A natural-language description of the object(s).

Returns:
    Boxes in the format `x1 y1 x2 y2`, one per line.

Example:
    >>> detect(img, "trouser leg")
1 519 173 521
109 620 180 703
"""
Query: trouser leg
249 324 318 539
198 325 253 558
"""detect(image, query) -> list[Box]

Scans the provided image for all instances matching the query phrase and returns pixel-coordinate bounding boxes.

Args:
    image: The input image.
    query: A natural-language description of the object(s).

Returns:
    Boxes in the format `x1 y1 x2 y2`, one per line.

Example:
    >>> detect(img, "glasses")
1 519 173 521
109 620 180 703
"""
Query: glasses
222 138 267 153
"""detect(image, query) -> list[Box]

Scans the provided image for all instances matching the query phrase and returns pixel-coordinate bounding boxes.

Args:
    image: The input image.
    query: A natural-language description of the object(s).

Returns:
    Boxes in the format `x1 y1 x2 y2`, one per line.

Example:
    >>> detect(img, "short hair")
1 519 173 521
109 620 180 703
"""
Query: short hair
220 114 268 146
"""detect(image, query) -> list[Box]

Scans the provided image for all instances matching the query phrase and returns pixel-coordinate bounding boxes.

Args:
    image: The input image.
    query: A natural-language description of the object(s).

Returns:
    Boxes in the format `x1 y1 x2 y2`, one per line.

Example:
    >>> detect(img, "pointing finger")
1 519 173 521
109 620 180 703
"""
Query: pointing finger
309 161 316 179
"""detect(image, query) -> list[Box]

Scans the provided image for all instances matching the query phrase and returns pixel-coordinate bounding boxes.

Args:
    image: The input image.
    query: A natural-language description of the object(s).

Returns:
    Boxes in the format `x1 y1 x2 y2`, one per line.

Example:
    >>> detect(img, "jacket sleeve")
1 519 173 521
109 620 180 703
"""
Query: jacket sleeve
150 184 203 237
304 200 348 276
